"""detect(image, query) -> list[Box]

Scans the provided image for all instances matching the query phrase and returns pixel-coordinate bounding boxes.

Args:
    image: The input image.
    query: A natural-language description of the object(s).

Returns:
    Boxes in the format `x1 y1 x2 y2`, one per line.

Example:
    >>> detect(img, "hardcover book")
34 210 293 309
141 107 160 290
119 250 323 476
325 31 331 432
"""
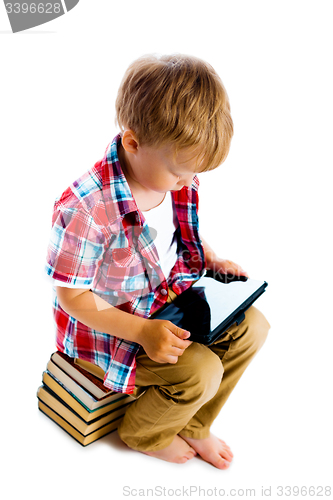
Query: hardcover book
37 385 130 433
51 351 113 400
38 399 125 446
38 352 134 445
42 370 133 421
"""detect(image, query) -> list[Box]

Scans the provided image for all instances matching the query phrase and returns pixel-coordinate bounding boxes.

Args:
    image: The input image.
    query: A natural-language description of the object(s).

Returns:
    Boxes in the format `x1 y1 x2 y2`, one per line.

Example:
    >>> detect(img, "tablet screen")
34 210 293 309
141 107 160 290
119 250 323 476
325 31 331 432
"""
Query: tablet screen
192 277 267 332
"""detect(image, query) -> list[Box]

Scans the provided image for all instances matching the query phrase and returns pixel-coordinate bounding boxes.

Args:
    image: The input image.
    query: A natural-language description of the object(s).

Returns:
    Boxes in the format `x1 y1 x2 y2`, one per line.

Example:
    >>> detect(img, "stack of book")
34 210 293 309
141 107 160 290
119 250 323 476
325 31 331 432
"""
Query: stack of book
37 352 134 446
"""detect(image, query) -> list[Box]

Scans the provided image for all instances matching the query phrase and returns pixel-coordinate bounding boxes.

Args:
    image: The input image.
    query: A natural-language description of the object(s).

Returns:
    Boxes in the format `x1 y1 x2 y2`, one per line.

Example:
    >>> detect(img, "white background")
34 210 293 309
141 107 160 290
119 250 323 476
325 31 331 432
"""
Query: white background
1 1 332 499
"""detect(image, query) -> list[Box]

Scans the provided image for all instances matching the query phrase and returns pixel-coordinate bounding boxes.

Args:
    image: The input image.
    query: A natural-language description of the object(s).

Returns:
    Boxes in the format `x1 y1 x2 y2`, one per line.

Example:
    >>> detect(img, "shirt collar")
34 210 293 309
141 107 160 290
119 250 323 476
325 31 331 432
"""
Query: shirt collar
101 134 144 225
100 134 199 226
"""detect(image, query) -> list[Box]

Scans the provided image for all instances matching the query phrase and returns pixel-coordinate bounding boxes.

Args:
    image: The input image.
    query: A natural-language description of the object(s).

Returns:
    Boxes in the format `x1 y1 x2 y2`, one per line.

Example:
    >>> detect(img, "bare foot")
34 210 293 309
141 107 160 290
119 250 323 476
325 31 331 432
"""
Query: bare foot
142 435 197 464
181 433 233 470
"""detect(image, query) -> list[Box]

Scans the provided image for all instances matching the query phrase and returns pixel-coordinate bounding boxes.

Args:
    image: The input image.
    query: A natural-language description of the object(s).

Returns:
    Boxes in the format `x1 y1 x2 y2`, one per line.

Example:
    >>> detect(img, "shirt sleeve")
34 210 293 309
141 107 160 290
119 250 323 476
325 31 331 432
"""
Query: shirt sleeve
47 277 92 289
45 205 106 288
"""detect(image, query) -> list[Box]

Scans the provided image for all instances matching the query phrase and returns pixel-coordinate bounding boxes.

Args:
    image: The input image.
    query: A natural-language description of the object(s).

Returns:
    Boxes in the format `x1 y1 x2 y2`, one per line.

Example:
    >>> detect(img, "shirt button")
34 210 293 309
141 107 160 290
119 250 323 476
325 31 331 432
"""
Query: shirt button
160 289 168 296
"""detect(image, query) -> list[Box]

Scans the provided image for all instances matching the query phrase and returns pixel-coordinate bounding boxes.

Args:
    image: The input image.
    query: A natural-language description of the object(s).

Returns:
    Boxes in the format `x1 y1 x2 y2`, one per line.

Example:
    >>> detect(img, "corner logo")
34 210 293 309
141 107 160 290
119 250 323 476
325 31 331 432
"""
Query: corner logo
4 0 80 33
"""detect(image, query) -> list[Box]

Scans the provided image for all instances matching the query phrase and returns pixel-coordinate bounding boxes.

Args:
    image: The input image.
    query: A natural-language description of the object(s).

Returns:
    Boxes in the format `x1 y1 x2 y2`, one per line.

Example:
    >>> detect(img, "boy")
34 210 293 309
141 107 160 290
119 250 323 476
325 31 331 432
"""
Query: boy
46 54 270 469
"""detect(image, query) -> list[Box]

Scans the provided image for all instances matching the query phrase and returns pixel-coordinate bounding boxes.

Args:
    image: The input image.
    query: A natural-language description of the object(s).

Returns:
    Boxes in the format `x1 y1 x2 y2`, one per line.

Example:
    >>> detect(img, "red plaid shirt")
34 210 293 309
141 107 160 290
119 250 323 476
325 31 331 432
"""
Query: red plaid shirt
46 135 206 393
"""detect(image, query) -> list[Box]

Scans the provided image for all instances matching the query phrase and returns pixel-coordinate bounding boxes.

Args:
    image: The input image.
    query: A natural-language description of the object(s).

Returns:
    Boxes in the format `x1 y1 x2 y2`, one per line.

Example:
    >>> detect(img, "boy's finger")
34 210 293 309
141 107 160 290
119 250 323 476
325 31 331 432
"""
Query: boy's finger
171 334 192 349
169 346 186 357
238 269 248 277
166 355 180 364
166 323 191 340
231 266 248 278
166 345 191 363
163 326 192 350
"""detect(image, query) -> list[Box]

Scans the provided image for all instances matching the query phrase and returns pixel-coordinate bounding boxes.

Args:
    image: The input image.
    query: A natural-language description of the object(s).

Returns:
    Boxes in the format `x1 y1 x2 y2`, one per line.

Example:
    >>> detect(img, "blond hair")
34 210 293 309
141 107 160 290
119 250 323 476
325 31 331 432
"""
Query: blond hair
115 54 233 171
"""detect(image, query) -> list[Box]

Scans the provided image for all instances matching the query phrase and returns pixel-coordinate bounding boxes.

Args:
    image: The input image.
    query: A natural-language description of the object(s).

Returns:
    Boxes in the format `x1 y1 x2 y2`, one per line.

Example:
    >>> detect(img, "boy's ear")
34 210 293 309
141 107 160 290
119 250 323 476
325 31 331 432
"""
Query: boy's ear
122 130 139 154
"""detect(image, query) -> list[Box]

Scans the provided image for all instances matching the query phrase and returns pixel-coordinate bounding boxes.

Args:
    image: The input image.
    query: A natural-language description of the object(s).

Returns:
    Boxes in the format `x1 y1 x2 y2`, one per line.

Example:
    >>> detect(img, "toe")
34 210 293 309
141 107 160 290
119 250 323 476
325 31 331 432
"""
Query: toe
218 438 233 452
214 456 230 470
185 448 197 460
178 451 197 464
221 449 233 462
217 439 234 460
221 460 231 469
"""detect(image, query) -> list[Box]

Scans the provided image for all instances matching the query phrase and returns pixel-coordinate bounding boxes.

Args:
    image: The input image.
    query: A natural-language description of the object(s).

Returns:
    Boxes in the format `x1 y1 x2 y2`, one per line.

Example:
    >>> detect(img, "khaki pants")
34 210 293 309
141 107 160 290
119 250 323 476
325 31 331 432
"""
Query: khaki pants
118 305 270 452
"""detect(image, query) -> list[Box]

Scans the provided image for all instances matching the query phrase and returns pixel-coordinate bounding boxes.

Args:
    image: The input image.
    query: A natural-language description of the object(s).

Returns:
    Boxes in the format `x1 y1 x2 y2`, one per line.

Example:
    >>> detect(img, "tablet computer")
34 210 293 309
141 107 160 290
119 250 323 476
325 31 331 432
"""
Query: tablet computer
151 275 268 345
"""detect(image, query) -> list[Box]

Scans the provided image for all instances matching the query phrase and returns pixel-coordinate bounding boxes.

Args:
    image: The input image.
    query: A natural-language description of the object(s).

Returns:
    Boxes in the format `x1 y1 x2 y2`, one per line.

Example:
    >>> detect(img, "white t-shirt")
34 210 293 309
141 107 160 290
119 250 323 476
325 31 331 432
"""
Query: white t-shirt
51 191 179 288
142 191 179 280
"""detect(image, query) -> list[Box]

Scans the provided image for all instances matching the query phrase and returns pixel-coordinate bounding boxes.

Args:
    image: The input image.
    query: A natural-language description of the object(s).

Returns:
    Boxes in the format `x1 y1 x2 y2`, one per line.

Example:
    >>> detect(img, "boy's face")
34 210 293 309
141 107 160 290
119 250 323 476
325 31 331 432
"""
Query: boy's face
121 139 202 194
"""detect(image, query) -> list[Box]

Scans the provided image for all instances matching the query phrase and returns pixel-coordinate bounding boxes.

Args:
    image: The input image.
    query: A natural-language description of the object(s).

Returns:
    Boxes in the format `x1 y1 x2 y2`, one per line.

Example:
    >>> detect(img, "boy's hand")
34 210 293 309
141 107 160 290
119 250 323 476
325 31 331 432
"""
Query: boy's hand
200 236 248 279
209 258 249 279
138 319 192 364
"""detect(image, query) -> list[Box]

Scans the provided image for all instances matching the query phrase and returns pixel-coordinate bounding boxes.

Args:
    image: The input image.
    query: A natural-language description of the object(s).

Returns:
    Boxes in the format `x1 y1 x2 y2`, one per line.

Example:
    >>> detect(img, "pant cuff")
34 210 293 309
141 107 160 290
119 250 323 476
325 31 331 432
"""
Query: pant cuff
179 428 211 440
118 431 176 452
